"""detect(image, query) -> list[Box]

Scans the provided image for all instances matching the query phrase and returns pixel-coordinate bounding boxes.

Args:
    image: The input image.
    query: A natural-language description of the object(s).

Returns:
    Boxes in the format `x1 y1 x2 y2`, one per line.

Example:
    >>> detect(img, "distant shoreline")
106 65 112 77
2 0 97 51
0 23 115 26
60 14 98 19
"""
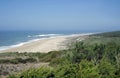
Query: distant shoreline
0 33 91 53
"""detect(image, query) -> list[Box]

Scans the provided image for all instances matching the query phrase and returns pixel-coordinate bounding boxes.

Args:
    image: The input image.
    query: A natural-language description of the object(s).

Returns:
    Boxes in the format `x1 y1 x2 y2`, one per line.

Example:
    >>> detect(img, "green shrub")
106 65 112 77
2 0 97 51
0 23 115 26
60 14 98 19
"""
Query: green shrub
77 60 100 78
98 58 116 78
18 66 54 78
55 64 79 78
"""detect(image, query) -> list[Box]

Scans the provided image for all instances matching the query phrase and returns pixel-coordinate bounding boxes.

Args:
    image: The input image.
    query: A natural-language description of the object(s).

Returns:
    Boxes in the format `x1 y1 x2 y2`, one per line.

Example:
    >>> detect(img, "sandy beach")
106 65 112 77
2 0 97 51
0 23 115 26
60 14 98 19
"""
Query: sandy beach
0 34 89 53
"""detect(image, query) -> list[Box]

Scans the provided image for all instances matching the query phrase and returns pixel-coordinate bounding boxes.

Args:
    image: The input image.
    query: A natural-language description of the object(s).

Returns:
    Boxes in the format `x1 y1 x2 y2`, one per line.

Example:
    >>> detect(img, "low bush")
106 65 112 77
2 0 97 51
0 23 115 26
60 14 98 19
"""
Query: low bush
0 57 37 64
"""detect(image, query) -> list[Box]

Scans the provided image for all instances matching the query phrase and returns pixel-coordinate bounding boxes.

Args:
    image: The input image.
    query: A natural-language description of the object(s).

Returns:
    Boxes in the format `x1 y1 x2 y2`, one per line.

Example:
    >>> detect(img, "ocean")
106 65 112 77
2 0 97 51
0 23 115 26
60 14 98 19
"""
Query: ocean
0 30 94 51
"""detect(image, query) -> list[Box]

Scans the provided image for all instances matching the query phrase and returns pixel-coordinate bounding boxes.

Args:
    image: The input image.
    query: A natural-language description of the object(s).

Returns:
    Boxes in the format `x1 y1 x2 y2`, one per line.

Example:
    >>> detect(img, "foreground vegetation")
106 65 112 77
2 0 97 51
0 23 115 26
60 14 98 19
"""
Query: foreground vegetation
0 31 120 78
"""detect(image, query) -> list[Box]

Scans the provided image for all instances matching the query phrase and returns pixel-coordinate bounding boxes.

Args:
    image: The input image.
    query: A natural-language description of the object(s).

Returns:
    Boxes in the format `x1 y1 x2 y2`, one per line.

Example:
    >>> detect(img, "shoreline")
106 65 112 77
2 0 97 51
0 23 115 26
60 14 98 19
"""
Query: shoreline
0 33 91 53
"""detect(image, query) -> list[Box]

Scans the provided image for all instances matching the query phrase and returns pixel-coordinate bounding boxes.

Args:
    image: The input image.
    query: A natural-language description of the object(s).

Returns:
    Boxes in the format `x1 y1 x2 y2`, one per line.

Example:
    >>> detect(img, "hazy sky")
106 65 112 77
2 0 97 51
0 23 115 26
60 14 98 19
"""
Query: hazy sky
0 0 120 31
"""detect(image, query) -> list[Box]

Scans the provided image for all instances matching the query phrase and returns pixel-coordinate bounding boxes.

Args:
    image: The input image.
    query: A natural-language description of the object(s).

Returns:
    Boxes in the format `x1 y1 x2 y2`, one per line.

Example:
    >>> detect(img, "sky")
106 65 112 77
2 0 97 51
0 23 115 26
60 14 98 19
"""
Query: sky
0 0 120 32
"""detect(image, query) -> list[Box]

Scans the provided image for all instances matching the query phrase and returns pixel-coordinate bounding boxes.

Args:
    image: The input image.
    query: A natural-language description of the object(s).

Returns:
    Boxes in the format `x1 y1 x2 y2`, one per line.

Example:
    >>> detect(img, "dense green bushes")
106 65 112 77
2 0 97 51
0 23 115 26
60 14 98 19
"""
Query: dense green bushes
8 66 54 78
8 40 120 78
6 31 120 77
8 59 116 78
7 62 98 78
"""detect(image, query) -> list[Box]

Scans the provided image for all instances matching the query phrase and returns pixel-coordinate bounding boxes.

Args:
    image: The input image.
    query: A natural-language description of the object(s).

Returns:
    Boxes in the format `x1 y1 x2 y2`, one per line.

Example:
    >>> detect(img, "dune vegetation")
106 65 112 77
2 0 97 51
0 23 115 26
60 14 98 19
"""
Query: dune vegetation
0 31 120 78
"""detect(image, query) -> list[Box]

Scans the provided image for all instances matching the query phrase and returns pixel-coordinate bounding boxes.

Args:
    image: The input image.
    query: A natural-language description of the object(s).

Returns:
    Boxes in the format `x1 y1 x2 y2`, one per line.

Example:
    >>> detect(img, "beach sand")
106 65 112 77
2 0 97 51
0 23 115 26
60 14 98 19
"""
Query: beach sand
0 34 89 53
